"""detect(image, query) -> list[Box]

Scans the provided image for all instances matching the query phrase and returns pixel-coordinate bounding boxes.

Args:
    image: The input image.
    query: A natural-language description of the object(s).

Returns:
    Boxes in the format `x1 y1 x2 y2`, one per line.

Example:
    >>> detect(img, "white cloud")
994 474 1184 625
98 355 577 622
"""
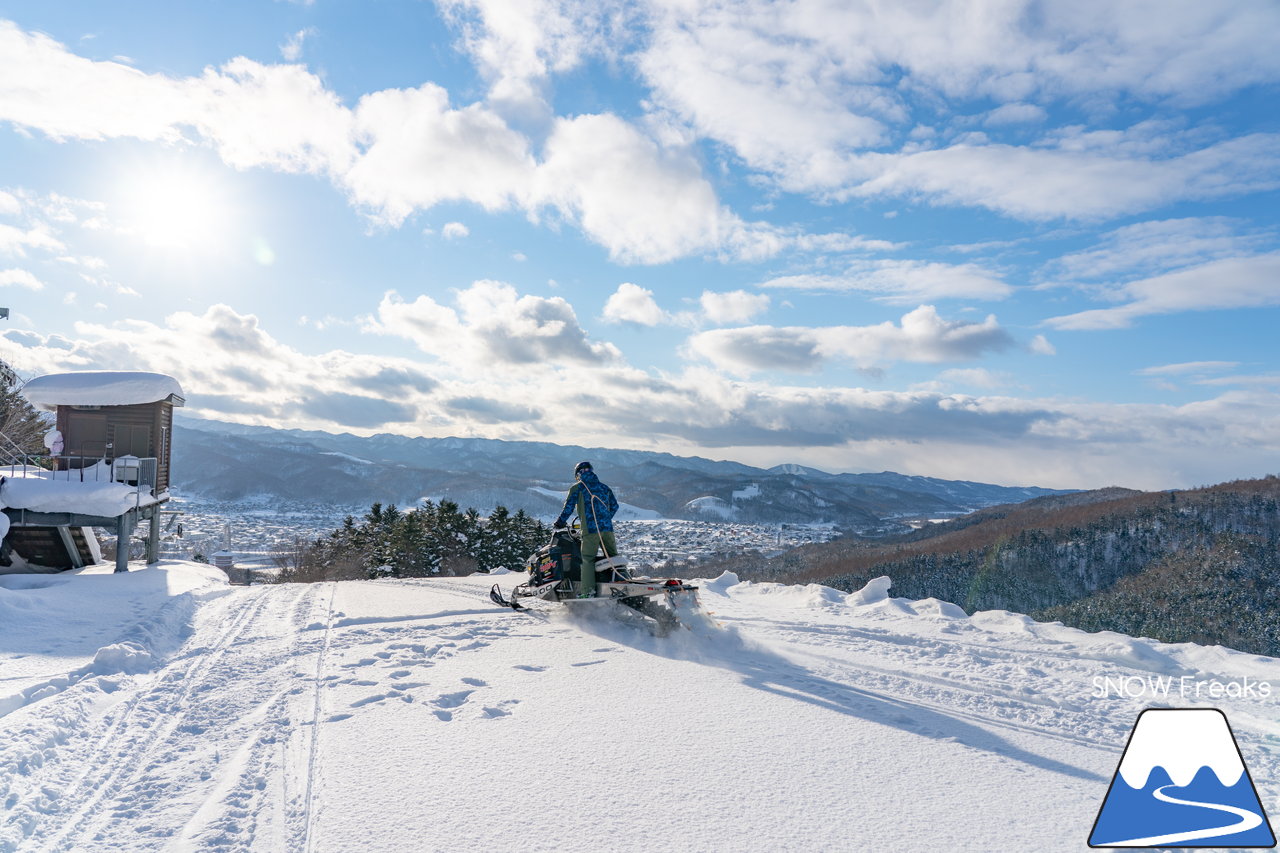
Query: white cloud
0 21 191 142
1137 361 1239 377
0 305 433 429
435 0 620 112
838 134 1280 221
0 190 19 215
441 221 470 240
685 305 1013 375
368 280 621 368
1045 252 1280 329
1040 217 1272 287
345 83 533 224
280 27 316 62
0 223 64 256
0 23 752 265
604 284 770 327
699 290 770 325
761 260 1011 303
194 58 358 175
629 0 1280 205
532 112 730 264
602 282 666 326
2 297 1275 489
0 268 44 289
637 4 891 189
1029 334 1056 356
57 254 107 270
984 103 1047 126
936 368 1010 390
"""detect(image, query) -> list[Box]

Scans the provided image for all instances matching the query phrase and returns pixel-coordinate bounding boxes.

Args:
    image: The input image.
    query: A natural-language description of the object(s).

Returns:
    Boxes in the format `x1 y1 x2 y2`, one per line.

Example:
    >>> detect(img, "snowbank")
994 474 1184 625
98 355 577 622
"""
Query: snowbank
0 561 227 712
697 572 1280 683
22 370 183 410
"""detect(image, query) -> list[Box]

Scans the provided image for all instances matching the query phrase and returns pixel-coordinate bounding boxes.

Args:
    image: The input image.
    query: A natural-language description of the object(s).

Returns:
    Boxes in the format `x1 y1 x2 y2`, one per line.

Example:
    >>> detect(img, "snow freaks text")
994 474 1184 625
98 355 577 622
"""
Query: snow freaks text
1092 675 1273 700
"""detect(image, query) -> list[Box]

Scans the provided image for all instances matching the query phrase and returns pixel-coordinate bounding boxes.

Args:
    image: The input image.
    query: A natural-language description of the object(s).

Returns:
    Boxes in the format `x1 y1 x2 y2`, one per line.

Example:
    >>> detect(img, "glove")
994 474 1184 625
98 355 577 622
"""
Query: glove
553 518 566 529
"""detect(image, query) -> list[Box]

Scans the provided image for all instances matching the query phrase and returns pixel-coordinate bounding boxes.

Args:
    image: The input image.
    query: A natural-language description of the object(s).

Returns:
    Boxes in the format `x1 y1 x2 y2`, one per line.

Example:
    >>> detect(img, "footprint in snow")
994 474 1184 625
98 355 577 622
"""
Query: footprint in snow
327 713 354 723
571 660 606 667
513 665 547 672
432 690 474 709
461 677 487 687
429 690 476 722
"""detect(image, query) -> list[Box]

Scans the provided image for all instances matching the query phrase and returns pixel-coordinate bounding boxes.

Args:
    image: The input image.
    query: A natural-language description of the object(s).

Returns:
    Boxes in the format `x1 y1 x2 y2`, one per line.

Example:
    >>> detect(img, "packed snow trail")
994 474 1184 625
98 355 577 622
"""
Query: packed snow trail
2 563 1279 852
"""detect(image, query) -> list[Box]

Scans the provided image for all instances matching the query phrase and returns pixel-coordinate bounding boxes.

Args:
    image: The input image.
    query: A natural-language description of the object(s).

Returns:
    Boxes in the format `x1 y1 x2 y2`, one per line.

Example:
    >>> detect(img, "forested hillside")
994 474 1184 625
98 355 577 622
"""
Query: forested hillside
697 477 1280 655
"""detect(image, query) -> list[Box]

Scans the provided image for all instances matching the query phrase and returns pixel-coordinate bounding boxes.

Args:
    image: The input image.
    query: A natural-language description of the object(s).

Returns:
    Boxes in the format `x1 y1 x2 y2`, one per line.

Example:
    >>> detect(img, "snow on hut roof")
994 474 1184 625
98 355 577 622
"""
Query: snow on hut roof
22 371 185 411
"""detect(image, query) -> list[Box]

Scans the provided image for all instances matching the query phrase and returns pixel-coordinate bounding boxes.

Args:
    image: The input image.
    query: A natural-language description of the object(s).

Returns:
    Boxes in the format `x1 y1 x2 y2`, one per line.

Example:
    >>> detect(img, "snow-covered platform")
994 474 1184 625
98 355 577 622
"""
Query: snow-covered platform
2 369 185 573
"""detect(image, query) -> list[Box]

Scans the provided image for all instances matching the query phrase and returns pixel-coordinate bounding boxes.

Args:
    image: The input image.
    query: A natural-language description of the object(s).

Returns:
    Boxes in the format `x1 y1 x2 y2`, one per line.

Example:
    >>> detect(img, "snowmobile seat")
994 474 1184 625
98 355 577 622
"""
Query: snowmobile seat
593 554 629 582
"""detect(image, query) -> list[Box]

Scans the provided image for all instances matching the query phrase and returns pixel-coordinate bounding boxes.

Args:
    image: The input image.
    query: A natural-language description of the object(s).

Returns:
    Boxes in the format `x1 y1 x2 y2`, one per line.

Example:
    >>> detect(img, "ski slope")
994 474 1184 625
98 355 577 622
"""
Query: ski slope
2 562 1279 852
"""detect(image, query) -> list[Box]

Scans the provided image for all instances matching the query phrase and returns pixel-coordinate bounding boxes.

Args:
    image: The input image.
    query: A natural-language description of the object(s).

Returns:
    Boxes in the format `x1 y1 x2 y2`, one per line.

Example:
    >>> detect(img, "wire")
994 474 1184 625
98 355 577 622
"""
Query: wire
576 473 615 560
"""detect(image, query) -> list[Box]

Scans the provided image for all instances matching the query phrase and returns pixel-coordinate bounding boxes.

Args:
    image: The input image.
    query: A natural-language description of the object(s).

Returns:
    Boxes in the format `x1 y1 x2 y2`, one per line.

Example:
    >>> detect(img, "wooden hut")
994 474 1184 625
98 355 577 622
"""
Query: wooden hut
23 370 185 493
1 371 185 572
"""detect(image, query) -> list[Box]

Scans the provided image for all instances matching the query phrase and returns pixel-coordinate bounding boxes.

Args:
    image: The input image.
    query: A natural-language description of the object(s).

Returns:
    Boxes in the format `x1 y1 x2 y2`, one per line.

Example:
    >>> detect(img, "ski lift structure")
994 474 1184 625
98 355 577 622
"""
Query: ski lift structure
1 371 184 573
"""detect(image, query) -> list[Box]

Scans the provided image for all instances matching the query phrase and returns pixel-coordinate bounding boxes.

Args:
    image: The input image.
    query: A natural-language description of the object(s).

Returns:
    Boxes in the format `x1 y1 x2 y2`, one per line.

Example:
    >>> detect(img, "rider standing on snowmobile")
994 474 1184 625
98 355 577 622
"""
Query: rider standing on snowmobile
554 461 619 598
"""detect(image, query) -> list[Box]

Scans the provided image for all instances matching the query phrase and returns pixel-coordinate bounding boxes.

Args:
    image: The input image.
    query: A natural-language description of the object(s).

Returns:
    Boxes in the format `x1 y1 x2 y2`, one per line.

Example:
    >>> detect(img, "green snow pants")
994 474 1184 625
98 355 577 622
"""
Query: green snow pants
579 530 617 598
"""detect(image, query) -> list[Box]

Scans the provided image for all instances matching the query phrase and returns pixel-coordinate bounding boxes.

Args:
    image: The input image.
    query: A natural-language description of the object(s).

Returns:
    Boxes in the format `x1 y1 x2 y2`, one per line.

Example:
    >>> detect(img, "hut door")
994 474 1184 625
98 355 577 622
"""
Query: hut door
64 411 108 458
113 424 152 458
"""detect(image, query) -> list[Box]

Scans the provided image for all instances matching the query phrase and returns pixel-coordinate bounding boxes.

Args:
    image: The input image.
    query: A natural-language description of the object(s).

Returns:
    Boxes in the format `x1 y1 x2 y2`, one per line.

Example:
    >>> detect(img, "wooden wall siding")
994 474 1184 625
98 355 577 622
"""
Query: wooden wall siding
157 402 173 492
53 401 176 492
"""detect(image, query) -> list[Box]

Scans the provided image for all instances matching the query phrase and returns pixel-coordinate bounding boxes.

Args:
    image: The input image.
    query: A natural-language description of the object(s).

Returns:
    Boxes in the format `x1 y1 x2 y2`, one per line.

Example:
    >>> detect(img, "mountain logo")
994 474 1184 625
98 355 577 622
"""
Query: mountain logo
1089 708 1276 848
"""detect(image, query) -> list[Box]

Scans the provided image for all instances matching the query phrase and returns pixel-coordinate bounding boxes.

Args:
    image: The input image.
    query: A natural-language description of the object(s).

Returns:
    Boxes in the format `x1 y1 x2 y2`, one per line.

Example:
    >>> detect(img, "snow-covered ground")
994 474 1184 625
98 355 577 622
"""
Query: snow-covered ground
2 562 1279 852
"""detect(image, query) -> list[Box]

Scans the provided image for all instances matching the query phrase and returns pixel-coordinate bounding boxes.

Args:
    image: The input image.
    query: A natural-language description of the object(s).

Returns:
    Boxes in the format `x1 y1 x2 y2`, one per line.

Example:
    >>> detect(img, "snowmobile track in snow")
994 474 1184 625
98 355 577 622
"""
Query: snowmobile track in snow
7 584 327 853
300 582 336 853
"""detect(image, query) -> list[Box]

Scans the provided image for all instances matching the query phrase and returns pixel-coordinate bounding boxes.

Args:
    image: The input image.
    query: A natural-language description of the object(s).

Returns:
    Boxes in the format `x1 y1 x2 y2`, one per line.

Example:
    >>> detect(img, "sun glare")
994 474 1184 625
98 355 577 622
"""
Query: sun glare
117 164 233 252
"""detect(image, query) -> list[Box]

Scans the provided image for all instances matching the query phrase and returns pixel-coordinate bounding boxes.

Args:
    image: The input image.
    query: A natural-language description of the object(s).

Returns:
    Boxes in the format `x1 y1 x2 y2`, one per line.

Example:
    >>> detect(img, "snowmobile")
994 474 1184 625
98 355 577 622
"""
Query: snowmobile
489 526 702 635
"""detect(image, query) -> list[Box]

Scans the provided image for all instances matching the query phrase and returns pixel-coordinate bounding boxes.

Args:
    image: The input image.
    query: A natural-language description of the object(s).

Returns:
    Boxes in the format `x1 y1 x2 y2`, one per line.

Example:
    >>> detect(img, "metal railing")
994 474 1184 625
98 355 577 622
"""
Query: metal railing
0 429 37 470
0 451 161 502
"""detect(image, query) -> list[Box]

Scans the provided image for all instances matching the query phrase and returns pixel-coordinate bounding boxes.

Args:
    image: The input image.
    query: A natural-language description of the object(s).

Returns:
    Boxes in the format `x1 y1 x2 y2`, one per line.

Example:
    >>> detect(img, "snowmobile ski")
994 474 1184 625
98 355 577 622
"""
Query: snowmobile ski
489 583 523 610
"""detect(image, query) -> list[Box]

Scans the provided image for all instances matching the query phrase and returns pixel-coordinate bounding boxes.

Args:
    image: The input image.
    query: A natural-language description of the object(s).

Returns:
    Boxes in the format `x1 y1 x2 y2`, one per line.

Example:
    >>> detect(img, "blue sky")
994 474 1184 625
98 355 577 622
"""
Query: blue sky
0 0 1278 489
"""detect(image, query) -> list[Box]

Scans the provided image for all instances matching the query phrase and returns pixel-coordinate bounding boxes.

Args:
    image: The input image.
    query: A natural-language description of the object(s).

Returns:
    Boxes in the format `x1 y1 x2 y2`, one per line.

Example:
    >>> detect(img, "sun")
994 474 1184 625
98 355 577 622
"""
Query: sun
116 162 233 252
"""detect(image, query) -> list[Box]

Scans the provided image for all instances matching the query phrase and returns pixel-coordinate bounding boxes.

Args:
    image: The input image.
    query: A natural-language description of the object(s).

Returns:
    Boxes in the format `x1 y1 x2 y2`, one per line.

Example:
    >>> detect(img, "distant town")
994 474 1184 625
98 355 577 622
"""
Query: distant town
161 494 844 576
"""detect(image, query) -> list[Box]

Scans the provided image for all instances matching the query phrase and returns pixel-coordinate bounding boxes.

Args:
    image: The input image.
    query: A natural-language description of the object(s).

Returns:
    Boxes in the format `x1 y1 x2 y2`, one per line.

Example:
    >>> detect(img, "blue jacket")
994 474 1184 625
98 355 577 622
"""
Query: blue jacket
556 470 619 533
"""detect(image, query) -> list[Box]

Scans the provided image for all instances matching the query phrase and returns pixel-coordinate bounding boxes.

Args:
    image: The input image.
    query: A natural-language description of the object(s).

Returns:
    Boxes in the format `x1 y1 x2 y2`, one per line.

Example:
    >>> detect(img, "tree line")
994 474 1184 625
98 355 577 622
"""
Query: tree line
273 499 550 583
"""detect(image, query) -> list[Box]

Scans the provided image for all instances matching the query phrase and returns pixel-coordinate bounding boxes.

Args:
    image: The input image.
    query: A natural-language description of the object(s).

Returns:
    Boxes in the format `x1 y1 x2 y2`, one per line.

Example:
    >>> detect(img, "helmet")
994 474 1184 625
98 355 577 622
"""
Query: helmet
574 460 593 475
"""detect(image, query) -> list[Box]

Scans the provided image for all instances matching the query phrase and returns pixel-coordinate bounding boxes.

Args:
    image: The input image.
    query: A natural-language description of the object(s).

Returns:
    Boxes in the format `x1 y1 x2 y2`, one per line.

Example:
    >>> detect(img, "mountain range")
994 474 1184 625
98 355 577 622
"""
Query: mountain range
170 417 1070 529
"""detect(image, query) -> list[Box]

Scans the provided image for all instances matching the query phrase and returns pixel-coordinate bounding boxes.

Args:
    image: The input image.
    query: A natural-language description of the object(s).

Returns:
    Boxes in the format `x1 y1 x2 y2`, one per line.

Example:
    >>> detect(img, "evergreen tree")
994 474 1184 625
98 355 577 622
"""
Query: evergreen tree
0 365 49 455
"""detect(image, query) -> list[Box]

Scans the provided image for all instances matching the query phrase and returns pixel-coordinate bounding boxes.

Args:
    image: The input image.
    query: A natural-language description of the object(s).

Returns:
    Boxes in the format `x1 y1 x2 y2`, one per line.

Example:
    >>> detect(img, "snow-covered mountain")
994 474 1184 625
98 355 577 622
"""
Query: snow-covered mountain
172 418 1070 527
2 563 1278 851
